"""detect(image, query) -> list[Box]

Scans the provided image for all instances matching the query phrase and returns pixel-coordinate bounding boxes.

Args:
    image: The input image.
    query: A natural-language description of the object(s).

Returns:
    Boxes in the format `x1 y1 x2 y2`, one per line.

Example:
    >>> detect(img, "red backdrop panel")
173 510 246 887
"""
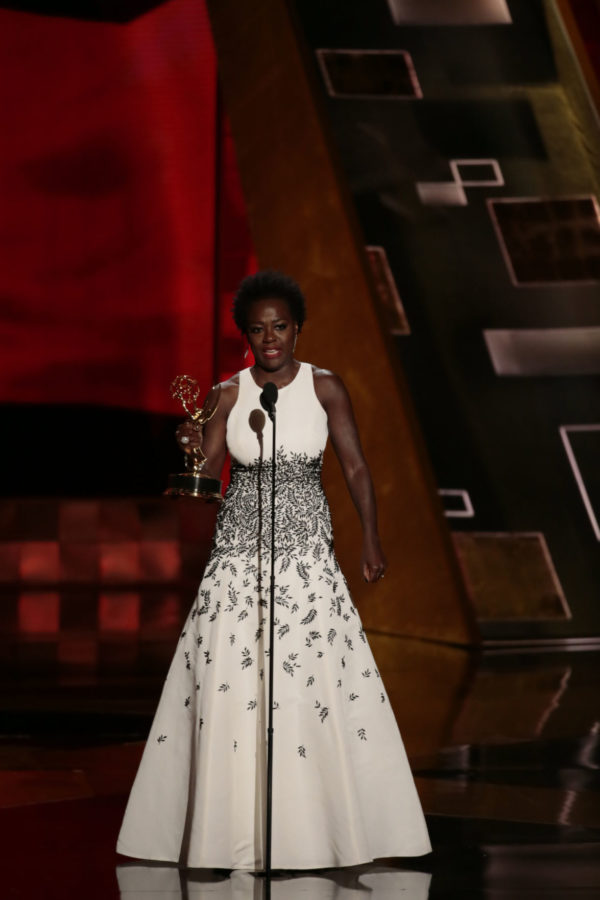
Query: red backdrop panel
0 0 217 414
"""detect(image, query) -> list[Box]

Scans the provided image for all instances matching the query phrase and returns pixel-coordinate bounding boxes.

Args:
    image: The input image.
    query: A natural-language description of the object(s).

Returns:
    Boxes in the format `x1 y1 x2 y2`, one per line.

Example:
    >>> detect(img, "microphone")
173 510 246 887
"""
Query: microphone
260 382 278 420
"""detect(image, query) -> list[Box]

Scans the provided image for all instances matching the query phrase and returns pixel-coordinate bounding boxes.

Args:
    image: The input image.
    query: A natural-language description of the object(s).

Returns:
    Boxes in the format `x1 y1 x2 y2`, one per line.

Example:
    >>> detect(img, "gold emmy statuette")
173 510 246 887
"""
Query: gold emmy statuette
165 375 223 501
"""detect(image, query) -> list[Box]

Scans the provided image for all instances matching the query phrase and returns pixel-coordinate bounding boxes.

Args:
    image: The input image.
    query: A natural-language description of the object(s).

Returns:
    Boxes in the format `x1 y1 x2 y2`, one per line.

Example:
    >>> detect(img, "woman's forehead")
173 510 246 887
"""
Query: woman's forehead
247 297 292 320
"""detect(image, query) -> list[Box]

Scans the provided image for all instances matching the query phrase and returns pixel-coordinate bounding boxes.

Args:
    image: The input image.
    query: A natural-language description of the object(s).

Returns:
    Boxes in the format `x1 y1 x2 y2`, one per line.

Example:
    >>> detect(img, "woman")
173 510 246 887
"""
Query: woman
117 271 431 870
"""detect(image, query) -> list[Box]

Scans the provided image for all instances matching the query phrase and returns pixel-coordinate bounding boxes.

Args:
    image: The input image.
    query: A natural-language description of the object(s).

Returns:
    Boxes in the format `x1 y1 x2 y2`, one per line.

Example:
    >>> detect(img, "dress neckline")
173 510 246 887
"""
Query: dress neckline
247 361 304 393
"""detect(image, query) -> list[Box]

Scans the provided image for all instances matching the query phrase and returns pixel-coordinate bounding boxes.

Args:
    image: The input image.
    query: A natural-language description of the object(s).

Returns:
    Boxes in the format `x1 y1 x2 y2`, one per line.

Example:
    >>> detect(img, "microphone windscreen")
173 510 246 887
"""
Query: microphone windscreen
260 381 278 412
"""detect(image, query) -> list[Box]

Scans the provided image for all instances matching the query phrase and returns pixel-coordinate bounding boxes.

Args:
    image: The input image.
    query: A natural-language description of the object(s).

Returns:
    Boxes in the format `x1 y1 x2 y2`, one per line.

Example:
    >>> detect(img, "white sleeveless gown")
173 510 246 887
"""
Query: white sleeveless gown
117 363 431 869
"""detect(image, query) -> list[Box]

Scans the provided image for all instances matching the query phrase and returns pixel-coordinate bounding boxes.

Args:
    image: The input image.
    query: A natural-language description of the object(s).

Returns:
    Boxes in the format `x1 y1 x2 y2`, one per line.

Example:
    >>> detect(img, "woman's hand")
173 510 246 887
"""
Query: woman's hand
175 420 203 456
362 534 388 583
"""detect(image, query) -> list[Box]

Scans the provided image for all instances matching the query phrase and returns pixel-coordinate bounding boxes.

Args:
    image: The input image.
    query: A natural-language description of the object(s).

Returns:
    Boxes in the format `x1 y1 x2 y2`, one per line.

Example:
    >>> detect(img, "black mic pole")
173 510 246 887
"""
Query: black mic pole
260 382 278 883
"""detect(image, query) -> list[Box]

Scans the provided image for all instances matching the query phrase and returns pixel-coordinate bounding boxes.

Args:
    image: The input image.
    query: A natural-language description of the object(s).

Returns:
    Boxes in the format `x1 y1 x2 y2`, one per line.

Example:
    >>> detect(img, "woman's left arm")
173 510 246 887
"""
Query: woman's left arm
314 370 387 583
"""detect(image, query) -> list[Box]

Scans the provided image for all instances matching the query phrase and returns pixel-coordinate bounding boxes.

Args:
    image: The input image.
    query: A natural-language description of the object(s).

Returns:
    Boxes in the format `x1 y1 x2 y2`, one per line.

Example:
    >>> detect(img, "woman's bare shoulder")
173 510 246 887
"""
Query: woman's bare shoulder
209 373 240 415
310 365 349 407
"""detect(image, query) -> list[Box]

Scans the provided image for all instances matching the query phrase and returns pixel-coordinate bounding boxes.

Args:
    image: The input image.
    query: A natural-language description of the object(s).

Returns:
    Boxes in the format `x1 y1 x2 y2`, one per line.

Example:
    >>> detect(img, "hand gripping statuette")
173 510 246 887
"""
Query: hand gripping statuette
165 375 223 501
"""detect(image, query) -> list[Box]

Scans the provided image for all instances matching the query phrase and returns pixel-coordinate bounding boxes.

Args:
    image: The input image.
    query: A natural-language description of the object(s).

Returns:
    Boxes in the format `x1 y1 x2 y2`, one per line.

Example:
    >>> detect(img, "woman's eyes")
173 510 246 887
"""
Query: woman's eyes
249 323 288 333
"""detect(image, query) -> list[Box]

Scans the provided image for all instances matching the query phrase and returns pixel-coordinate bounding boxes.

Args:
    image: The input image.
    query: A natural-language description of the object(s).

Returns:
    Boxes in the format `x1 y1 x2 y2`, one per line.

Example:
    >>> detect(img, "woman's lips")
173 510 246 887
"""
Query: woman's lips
262 348 281 357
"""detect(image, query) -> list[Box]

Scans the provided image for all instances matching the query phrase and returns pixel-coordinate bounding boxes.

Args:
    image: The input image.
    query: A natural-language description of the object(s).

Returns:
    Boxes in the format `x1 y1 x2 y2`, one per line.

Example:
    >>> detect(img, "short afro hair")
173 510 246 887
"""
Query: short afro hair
232 270 307 334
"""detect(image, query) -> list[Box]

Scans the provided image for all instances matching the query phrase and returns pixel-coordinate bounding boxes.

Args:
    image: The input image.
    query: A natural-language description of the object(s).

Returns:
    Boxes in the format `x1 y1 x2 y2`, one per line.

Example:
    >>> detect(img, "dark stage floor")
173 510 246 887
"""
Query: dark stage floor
1 627 599 899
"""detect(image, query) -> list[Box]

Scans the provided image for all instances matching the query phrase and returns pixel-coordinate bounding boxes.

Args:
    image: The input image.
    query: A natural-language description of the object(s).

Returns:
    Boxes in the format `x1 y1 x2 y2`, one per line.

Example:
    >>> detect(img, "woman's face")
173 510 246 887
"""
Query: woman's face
246 297 298 371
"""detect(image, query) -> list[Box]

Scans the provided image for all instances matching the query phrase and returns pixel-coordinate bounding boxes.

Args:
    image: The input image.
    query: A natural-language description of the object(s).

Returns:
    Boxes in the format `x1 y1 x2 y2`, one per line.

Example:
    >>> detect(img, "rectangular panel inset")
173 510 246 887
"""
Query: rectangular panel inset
439 490 474 518
99 592 141 633
453 532 570 621
99 542 141 581
560 426 600 540
387 0 512 25
19 541 60 581
417 181 466 206
140 541 181 580
366 246 410 334
316 49 422 99
485 327 600 376
450 159 503 187
18 592 60 634
489 196 600 285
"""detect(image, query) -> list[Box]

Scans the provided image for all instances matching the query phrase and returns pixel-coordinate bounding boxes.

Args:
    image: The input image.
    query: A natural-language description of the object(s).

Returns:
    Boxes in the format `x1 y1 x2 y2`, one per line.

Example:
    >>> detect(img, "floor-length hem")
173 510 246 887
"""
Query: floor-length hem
116 844 433 870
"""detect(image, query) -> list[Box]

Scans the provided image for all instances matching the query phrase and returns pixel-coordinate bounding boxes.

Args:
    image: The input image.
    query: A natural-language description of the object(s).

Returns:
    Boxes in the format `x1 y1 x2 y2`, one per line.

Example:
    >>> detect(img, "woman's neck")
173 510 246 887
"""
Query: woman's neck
250 358 300 389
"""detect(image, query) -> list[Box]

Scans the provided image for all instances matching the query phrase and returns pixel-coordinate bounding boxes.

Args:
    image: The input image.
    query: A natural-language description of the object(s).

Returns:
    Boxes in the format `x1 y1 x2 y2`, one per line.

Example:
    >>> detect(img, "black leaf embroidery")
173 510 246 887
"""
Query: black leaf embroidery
233 740 238 751
247 699 257 711
218 682 230 692
319 707 329 723
184 651 191 670
237 609 249 622
296 561 310 584
229 633 236 646
184 696 191 707
291 602 299 614
157 734 167 743
199 718 204 730
204 651 212 664
298 745 307 758
196 636 203 647
180 631 186 640
196 682 200 691
349 692 359 701
282 652 300 676
241 648 253 669
306 675 315 687
301 608 317 625
278 624 290 639
362 668 371 678
381 692 385 703
327 628 336 645
358 728 367 741
344 635 353 651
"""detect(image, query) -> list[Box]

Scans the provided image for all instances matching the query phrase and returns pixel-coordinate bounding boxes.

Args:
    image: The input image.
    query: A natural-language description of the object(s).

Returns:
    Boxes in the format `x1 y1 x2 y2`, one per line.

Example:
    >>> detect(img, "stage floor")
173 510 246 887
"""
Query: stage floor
1 631 599 898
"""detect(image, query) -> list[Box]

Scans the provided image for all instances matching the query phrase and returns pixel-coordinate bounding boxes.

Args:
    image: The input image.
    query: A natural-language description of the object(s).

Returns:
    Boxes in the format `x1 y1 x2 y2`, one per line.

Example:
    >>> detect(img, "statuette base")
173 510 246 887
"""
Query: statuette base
164 472 223 502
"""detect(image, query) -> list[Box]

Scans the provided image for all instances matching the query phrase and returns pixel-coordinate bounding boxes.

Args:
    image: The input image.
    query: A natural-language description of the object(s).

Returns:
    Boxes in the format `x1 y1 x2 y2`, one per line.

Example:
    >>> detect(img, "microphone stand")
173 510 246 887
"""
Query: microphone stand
265 400 276 884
